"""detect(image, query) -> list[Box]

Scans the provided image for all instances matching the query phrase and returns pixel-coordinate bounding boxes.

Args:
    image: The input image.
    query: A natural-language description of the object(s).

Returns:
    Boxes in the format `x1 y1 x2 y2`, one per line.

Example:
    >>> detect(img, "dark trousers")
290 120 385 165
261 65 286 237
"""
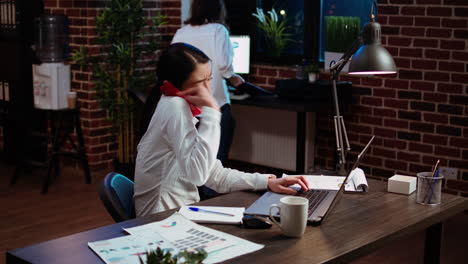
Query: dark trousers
199 104 236 200
217 104 235 165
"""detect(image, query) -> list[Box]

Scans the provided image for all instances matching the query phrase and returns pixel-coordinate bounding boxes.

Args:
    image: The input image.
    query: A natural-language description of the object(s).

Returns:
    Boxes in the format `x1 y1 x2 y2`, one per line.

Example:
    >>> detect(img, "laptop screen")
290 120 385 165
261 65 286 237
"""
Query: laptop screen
319 136 375 224
230 35 250 74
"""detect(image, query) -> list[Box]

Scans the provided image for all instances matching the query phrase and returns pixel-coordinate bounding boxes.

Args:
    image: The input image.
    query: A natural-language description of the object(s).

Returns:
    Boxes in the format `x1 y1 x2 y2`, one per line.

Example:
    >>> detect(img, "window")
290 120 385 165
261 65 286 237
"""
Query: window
251 0 319 65
225 0 374 66
320 0 375 62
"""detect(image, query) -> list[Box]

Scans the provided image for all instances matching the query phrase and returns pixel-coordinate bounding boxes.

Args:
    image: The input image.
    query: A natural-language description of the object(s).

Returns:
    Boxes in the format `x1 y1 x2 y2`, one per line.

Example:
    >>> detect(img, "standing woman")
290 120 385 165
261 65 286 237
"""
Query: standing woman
171 0 242 165
134 43 308 216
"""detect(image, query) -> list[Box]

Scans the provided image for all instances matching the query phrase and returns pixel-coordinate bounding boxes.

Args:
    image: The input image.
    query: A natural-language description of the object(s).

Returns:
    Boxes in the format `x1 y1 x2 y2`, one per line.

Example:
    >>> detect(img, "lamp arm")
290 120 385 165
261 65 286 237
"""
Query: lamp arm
330 37 362 79
329 37 361 175
331 78 350 175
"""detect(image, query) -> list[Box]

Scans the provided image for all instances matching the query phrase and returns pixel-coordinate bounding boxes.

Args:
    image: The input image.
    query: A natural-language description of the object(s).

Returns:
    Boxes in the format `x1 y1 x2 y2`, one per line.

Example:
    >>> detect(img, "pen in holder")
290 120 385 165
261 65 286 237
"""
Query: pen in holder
416 171 443 205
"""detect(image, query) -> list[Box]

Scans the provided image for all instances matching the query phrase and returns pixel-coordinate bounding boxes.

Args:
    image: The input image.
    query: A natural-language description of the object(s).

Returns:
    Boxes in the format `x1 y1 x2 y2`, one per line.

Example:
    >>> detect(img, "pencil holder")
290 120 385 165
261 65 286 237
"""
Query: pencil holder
416 172 443 205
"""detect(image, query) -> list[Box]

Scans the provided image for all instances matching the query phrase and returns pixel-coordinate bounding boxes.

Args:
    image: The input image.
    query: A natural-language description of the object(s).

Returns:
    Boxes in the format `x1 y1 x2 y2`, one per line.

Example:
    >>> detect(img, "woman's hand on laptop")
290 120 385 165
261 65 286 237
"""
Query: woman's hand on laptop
267 175 309 195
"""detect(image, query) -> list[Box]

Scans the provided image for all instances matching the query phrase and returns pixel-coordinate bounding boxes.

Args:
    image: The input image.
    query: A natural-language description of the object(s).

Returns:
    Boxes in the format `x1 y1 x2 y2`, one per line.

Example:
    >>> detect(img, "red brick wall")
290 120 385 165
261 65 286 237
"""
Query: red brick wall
247 64 297 91
44 0 180 171
43 0 467 196
250 0 468 196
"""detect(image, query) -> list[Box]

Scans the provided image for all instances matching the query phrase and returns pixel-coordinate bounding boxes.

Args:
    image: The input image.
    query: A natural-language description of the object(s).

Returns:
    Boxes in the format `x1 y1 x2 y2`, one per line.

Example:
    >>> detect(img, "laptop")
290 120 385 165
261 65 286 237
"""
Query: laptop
244 136 375 225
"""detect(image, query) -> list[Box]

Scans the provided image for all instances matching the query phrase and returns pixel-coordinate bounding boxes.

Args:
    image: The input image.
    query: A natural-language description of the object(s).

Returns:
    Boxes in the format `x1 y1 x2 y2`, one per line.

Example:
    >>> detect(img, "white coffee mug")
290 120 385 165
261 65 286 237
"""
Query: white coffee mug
269 196 308 237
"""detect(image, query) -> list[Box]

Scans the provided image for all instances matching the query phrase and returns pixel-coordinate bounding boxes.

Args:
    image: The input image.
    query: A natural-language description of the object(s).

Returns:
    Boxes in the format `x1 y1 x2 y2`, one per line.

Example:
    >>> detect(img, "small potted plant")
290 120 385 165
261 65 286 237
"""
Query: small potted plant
305 63 320 83
141 247 207 264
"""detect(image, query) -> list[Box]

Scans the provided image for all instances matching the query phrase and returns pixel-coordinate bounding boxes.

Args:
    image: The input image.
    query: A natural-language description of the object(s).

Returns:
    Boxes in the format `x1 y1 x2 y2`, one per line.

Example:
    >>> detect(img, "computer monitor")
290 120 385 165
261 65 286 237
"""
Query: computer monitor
230 35 250 74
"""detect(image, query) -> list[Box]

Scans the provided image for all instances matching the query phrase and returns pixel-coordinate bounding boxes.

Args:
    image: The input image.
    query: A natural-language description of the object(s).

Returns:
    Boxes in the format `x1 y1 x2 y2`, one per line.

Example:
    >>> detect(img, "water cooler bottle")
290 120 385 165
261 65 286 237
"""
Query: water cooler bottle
33 14 70 110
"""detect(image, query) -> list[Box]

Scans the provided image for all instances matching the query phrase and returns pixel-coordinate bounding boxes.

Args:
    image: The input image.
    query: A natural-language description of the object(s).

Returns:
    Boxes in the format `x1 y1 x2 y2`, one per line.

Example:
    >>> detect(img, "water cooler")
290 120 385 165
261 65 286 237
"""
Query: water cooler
33 14 70 110
11 13 90 194
33 62 70 109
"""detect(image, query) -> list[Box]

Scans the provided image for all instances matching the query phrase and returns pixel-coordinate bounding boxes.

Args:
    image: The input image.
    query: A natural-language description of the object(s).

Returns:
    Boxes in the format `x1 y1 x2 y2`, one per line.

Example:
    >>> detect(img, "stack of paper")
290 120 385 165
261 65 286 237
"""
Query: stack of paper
286 168 369 193
88 213 263 264
345 168 368 192
178 206 245 224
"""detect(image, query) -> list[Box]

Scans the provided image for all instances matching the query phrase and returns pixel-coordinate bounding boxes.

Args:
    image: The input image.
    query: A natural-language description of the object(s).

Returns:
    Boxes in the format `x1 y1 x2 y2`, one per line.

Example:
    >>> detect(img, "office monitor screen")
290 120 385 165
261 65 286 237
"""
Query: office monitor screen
230 35 250 74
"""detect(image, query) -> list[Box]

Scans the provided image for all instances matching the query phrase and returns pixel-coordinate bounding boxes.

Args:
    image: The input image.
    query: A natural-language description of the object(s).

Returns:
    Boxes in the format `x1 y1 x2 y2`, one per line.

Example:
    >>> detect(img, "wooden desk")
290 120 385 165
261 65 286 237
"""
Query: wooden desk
7 180 468 264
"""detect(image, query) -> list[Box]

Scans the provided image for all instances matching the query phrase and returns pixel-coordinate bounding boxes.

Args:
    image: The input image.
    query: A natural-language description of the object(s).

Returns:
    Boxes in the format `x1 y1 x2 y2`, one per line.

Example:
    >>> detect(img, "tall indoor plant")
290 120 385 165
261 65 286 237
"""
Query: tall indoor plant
73 0 167 175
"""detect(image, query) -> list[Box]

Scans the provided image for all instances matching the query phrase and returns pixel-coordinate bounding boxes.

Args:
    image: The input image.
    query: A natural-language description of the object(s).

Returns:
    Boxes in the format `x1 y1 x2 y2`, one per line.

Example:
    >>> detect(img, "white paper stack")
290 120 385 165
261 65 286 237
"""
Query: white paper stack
178 206 245 224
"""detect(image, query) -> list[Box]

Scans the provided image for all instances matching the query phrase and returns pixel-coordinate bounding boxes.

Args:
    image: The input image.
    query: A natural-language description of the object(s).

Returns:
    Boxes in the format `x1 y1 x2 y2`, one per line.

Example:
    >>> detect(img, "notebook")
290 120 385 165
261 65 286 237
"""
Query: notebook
244 136 375 225
178 206 245 225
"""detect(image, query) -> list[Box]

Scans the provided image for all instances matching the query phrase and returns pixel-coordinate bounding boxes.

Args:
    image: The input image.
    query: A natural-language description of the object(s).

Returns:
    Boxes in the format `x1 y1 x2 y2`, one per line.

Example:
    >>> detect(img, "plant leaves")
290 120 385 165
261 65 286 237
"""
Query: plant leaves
253 7 292 57
76 0 168 163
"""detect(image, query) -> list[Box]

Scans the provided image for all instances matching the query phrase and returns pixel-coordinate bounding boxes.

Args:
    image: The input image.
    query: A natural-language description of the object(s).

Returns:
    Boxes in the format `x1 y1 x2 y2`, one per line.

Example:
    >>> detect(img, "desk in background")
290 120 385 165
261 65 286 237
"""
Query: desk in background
230 81 351 173
7 179 468 264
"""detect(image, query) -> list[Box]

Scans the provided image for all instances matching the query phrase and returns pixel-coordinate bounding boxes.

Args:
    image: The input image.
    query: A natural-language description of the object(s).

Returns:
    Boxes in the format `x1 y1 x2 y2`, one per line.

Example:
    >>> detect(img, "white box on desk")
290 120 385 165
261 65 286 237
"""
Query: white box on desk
388 175 416 195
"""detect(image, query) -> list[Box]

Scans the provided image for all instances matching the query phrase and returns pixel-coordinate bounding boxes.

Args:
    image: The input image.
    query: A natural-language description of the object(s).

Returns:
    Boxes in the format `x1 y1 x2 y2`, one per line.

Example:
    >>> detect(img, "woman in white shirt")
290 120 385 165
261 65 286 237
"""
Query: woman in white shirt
134 43 308 217
171 0 242 165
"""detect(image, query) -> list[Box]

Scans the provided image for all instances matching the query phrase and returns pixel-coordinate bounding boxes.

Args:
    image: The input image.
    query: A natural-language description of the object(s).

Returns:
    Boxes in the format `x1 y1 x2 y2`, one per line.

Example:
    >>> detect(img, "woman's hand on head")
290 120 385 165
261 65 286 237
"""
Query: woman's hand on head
267 175 310 195
177 85 220 111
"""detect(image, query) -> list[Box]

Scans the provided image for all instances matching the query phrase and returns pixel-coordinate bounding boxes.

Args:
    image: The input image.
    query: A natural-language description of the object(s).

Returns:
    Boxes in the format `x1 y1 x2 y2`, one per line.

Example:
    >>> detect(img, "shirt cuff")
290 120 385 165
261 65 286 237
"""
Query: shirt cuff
200 106 221 122
223 71 234 79
255 173 272 190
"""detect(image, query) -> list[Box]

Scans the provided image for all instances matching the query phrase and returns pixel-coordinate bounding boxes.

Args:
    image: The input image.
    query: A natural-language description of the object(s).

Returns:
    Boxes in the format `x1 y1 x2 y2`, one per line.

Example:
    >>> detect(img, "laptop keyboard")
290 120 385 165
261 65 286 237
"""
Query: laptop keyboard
298 189 329 217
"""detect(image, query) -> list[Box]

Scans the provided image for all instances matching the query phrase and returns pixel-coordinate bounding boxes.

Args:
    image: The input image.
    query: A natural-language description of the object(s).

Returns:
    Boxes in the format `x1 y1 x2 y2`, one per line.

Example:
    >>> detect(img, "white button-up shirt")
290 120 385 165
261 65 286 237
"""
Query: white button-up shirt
134 96 269 217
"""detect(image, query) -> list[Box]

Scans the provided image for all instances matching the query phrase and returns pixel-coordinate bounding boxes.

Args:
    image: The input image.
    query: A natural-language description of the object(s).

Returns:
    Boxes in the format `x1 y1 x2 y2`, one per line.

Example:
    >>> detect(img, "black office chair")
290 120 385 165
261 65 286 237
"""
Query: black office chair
98 172 136 222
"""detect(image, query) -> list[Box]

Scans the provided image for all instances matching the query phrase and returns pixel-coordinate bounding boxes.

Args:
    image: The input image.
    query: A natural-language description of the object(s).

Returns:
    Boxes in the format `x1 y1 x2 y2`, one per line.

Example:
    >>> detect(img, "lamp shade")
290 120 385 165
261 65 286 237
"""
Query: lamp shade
348 21 396 75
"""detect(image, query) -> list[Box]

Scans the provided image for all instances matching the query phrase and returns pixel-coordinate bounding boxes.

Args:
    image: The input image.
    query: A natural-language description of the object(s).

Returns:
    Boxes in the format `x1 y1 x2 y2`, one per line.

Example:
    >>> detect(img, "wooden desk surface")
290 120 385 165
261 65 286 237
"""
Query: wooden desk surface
7 179 468 264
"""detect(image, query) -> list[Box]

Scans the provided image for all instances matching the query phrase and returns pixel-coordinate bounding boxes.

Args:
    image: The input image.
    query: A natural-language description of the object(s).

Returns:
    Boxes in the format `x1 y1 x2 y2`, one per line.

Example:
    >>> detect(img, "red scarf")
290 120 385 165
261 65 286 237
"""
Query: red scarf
160 81 202 116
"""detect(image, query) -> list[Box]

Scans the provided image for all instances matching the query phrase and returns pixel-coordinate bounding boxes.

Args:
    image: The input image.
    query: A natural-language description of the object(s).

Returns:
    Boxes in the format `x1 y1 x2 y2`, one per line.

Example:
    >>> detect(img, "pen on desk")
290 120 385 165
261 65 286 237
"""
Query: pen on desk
188 207 235 217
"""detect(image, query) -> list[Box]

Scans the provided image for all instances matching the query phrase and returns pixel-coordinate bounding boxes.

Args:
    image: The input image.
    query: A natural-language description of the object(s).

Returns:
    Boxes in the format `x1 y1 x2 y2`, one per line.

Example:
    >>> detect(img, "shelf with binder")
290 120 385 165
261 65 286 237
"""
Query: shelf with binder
0 0 44 161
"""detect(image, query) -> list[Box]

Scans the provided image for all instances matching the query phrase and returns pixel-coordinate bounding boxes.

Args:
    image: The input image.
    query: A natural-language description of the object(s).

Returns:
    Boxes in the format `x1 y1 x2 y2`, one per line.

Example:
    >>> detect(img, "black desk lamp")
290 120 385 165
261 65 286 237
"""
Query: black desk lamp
329 2 396 175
